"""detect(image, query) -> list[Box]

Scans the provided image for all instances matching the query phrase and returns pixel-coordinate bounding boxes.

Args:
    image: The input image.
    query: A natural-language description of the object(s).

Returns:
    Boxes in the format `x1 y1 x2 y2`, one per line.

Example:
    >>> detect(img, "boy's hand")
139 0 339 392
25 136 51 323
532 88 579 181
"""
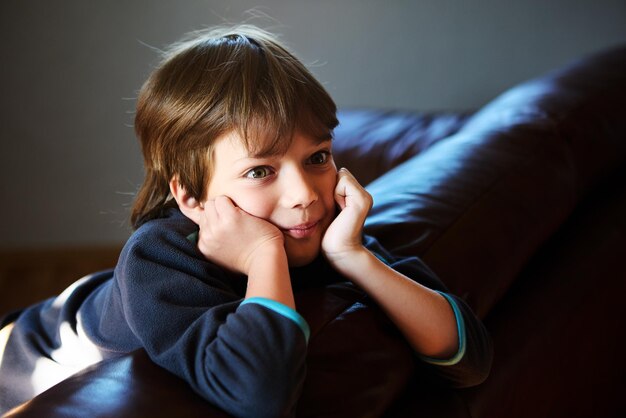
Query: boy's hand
321 168 373 269
196 195 285 274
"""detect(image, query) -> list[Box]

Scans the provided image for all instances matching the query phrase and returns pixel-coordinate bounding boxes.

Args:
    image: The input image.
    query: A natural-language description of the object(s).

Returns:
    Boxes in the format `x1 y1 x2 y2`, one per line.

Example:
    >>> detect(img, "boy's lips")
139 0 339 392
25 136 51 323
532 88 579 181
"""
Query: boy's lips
281 221 320 239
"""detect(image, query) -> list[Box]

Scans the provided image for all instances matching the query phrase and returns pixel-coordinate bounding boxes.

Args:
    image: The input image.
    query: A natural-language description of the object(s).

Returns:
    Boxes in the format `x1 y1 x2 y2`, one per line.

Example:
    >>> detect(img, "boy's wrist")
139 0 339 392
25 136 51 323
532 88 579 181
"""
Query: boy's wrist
245 244 295 309
246 243 288 274
325 245 372 275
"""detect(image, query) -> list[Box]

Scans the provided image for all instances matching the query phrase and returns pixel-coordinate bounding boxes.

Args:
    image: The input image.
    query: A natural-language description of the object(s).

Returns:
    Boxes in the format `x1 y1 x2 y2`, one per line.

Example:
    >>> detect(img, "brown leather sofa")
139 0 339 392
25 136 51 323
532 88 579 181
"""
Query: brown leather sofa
5 44 626 418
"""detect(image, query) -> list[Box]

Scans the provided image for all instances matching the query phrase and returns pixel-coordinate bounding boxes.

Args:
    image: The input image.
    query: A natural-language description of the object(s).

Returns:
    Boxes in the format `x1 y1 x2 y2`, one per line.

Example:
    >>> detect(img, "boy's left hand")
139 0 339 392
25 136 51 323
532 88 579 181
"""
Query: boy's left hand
321 168 373 268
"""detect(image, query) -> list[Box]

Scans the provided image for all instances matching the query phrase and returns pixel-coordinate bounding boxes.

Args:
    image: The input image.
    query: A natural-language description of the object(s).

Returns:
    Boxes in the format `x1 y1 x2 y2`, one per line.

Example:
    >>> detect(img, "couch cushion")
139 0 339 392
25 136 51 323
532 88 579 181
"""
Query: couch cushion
333 109 471 186
335 45 626 318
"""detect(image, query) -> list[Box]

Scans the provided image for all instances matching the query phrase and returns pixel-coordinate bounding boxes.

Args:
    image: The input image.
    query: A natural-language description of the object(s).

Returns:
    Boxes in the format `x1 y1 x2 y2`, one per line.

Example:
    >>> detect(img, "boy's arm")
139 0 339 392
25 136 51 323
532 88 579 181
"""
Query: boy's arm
324 168 456 357
331 248 458 358
110 210 307 418
196 195 296 309
323 169 492 387
245 245 295 309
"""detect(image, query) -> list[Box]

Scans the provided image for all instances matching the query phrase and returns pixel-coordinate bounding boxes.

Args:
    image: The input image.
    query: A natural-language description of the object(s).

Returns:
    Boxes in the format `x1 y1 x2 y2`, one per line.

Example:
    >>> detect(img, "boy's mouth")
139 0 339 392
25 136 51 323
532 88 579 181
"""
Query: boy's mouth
281 221 319 239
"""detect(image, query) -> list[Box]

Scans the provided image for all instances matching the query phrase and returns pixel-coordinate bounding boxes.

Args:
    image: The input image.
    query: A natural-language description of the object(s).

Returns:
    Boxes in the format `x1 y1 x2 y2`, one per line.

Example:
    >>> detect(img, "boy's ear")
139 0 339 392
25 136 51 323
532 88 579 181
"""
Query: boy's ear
169 177 203 224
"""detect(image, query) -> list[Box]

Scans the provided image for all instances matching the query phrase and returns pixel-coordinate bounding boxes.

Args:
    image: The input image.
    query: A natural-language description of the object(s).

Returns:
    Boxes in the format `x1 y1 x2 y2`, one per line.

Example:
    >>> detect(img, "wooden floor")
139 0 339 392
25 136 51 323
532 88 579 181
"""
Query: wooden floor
0 246 123 315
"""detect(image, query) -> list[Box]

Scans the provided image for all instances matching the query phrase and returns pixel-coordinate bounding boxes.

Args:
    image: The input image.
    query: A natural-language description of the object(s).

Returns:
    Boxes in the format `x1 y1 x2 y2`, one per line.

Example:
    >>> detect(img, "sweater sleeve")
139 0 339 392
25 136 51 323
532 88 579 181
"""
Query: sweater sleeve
114 216 308 418
364 235 493 388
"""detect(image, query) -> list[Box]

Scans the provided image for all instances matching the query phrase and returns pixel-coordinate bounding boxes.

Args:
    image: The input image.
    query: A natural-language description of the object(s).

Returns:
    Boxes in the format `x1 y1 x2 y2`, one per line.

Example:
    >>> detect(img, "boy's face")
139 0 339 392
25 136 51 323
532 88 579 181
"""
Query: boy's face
206 130 338 267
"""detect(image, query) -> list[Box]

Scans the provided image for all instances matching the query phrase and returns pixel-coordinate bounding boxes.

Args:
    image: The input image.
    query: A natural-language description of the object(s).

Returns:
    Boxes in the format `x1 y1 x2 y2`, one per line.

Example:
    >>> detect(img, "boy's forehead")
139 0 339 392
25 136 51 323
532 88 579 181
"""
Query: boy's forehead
221 129 332 159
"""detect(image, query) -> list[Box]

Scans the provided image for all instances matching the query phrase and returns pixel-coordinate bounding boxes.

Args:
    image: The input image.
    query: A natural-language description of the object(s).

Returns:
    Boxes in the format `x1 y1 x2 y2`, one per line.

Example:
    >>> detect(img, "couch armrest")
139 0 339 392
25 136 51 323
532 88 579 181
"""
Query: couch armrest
5 283 415 418
3 349 229 418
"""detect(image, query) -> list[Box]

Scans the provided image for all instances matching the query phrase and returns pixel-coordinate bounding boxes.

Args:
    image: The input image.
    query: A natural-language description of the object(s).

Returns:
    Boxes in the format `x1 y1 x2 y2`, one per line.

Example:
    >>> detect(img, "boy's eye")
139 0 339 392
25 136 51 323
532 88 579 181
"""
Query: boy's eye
308 151 330 165
245 166 273 179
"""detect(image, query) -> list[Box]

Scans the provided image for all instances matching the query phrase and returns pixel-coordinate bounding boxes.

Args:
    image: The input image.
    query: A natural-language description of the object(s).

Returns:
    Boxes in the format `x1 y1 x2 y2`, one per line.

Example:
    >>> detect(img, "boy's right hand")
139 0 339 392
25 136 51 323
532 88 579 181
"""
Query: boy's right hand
195 195 285 275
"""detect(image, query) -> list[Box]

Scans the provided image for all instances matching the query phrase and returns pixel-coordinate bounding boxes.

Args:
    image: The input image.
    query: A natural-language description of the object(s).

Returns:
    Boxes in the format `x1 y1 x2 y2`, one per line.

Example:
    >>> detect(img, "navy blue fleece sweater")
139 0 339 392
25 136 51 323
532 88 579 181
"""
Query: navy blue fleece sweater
0 208 491 416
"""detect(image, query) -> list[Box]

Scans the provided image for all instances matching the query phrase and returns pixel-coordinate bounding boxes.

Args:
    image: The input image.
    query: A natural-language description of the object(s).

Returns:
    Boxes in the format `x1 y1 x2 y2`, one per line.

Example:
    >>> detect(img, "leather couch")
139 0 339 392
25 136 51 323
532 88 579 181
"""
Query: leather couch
5 44 626 418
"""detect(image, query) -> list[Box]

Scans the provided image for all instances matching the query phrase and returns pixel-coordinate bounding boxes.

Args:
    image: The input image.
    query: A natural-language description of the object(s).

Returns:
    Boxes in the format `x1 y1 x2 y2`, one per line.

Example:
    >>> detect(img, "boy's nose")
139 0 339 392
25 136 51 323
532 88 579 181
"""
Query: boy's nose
281 169 318 209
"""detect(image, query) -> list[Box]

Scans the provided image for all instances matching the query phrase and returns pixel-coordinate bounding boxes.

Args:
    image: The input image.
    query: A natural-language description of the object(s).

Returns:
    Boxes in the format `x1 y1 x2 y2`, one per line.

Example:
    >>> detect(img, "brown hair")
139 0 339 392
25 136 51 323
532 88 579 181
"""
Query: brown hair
131 25 338 228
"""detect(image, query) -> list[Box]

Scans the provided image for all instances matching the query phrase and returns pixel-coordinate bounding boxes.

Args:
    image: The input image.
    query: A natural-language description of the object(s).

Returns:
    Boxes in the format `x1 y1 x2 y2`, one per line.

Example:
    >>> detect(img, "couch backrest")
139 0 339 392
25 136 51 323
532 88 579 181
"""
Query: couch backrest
334 45 626 319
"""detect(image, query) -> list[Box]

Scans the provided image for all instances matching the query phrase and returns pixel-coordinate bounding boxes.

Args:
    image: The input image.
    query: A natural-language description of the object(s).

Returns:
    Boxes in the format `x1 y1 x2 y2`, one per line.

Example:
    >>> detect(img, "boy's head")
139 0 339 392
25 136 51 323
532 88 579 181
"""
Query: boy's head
131 25 338 229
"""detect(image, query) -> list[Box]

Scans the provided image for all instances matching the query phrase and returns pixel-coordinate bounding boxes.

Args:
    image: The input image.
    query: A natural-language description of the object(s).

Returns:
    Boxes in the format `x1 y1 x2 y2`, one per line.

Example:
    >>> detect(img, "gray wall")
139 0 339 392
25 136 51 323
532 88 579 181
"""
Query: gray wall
1 0 625 248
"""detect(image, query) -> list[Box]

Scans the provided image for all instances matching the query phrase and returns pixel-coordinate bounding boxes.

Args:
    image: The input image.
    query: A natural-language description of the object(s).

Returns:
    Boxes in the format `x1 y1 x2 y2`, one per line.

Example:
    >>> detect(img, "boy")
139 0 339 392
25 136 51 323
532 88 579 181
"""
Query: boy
0 26 491 416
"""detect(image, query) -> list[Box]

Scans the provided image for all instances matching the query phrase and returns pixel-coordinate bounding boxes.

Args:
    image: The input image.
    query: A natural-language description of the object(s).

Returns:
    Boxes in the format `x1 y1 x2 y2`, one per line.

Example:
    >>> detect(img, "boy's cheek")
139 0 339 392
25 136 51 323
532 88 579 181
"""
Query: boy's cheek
227 193 274 220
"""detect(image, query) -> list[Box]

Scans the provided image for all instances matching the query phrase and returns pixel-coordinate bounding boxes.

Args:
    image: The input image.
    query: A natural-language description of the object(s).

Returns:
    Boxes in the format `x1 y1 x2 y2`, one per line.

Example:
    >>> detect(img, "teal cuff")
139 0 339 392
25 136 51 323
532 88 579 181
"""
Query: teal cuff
241 297 311 343
419 291 467 366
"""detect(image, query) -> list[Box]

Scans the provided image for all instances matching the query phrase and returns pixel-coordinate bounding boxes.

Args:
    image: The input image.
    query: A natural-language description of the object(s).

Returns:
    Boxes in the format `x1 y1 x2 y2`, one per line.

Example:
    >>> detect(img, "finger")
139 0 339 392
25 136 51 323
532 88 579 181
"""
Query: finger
335 168 372 212
213 195 238 218
334 174 348 210
337 166 353 178
335 168 359 201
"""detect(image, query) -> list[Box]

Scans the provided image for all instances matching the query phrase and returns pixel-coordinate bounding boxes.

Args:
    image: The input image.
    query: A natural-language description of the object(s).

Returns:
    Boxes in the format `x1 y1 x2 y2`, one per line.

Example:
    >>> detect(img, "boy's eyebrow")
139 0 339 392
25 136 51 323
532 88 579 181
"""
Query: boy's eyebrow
309 136 333 146
246 137 333 159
